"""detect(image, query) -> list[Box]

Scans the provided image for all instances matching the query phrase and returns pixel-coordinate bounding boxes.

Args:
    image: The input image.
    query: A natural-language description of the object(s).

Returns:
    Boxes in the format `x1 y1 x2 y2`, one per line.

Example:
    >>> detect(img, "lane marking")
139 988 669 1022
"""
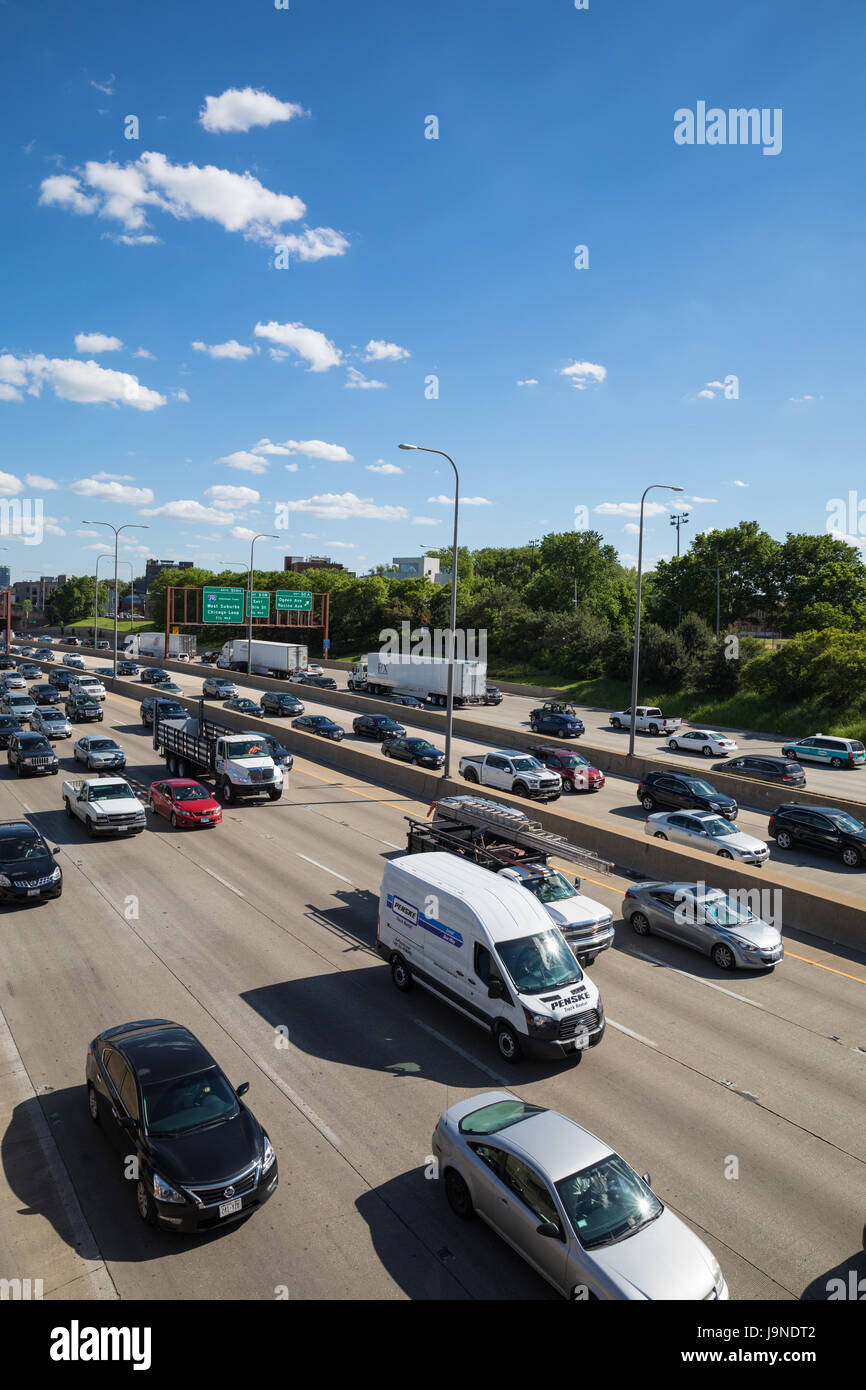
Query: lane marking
631 948 764 1007
296 853 352 883
606 1018 658 1048
784 950 866 986
19 801 32 813
414 1020 510 1084
252 1052 345 1152
381 840 401 850
199 866 245 898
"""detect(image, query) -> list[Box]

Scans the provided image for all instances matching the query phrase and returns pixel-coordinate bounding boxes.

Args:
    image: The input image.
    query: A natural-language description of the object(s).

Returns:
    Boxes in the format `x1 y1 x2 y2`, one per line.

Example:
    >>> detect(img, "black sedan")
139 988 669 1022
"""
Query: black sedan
260 691 304 717
140 697 186 727
224 697 264 719
85 1020 278 1231
117 661 139 676
0 820 62 903
141 667 171 684
7 732 60 777
353 713 407 741
0 715 25 749
382 736 445 768
65 694 104 723
291 714 344 741
30 683 63 706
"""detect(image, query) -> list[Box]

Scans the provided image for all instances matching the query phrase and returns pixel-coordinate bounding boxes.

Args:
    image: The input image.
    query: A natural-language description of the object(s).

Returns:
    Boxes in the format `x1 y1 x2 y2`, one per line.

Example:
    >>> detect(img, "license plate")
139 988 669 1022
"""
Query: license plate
201 817 210 823
219 1197 242 1219
27 889 39 896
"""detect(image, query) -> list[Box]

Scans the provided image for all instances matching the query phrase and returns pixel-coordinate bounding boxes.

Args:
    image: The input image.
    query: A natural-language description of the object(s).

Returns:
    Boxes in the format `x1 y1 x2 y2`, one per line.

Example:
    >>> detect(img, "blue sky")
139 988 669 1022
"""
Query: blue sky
1 0 864 583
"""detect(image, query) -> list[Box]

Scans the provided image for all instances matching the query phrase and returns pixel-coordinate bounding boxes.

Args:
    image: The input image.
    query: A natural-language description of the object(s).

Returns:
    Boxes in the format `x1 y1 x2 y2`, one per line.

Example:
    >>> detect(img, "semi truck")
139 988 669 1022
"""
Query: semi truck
216 639 308 678
348 653 487 707
154 711 284 804
404 795 615 964
123 632 197 661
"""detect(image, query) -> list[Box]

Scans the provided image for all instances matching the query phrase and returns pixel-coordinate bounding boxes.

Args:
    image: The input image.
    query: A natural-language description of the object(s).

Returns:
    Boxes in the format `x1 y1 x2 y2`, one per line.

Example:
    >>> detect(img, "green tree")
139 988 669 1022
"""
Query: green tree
771 533 866 635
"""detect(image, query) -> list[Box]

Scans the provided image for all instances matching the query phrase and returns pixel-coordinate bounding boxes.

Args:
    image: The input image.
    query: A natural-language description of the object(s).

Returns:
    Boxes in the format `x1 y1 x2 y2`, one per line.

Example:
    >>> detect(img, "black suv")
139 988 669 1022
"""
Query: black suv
260 691 304 717
65 693 103 722
723 755 806 788
48 668 75 690
7 732 60 776
353 713 407 741
636 769 738 819
768 803 866 867
0 715 25 749
30 683 62 706
140 697 186 728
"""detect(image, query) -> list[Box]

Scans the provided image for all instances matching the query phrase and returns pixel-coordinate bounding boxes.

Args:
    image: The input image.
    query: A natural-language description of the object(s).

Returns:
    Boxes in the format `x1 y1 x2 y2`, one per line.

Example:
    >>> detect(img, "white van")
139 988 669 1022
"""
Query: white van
378 853 605 1064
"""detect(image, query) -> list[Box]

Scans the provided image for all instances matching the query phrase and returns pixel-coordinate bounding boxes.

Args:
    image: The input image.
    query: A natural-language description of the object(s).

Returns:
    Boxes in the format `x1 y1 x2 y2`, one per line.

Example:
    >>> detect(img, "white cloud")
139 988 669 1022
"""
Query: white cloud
218 450 269 474
251 438 291 455
92 471 134 481
254 320 341 372
24 473 58 490
705 380 725 390
140 499 234 524
517 378 539 386
685 495 718 504
729 479 749 488
74 332 123 353
284 439 353 462
39 152 348 256
363 339 410 362
696 389 716 400
300 532 319 540
90 74 115 96
344 366 385 389
192 338 254 360
133 347 155 359
284 463 298 473
0 352 165 410
204 485 259 511
284 492 408 522
0 383 22 402
619 553 637 568
412 516 440 526
199 87 305 134
229 525 259 542
623 523 640 534
366 462 402 474
82 541 114 552
172 387 190 402
789 394 821 403
559 360 606 390
75 528 101 537
595 501 673 518
427 494 491 506
42 516 66 536
323 541 357 549
0 472 24 496
71 478 155 505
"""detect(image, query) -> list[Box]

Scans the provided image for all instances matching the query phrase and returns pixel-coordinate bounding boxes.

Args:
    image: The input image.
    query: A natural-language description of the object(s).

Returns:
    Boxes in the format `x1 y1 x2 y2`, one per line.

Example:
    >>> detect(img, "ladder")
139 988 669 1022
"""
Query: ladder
420 794 614 875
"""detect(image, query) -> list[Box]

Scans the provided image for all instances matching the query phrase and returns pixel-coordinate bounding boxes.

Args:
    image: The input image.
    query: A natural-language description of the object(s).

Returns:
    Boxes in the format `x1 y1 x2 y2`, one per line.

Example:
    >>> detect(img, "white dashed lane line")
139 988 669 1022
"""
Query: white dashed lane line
296 853 352 883
630 948 764 1008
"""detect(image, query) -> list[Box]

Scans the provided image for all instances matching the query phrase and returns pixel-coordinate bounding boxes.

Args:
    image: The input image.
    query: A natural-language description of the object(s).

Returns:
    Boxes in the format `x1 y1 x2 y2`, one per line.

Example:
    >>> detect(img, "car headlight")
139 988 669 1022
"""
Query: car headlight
728 934 758 951
152 1171 186 1204
711 1256 724 1294
234 769 250 781
523 1009 558 1035
49 866 62 882
262 1134 276 1173
0 873 11 888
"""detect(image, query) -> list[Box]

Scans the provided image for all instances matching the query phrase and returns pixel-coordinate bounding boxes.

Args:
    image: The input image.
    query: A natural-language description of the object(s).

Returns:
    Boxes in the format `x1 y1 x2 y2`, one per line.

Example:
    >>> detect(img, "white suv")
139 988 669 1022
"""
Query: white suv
70 676 106 702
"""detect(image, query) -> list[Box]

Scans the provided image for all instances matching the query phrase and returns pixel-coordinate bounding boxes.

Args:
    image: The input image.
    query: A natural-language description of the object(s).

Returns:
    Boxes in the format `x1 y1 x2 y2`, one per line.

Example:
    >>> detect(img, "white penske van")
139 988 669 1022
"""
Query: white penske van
378 852 605 1063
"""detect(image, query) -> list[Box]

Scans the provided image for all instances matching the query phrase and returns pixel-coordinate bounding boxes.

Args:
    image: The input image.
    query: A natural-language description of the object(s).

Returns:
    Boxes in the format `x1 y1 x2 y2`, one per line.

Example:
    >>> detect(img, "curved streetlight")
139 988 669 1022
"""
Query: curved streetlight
399 443 459 777
247 534 278 676
628 484 683 758
82 521 150 675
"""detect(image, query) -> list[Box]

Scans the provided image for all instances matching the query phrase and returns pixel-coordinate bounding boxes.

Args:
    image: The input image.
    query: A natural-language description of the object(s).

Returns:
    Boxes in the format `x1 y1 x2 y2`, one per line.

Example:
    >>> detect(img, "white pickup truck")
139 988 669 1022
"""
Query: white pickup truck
609 706 681 736
458 750 562 801
62 777 147 836
69 675 106 702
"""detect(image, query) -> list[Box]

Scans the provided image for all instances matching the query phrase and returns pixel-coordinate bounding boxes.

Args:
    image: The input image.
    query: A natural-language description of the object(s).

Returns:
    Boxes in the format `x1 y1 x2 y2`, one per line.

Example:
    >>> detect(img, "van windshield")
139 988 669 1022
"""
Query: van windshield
497 929 583 994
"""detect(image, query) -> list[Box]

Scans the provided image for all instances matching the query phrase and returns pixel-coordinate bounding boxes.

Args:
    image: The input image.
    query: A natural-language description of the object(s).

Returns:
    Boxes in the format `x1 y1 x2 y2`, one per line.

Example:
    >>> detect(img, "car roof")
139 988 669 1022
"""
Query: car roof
160 778 207 789
488 1107 612 1181
388 852 553 942
0 820 41 838
635 879 724 900
108 1022 217 1082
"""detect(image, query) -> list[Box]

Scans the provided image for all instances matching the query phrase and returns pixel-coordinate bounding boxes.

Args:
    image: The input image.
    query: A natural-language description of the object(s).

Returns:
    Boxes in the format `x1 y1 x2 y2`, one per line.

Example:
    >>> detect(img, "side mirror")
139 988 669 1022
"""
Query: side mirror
118 1115 137 1129
573 878 581 892
236 1081 250 1098
488 979 504 1000
53 847 61 855
641 1172 652 1188
536 1222 563 1240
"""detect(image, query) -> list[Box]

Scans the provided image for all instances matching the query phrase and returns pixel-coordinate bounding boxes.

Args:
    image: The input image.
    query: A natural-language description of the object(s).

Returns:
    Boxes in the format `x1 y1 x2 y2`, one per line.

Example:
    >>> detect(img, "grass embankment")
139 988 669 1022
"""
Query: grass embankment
66 619 154 633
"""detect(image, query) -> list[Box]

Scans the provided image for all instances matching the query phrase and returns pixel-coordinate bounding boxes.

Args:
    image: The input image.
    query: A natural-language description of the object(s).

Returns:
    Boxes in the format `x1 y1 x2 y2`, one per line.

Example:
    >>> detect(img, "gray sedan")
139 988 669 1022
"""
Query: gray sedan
31 708 73 739
431 1091 728 1300
202 676 238 699
621 881 783 970
73 735 127 770
645 810 769 865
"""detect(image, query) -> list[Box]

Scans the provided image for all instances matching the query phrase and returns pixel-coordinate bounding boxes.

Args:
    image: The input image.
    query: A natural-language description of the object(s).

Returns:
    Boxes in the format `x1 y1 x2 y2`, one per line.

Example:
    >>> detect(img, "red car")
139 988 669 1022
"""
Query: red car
527 745 605 793
148 777 223 828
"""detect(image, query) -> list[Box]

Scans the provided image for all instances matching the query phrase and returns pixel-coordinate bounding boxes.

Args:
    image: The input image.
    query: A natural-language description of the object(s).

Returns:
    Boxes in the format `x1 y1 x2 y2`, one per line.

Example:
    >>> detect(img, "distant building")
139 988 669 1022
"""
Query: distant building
284 555 349 574
0 566 9 590
392 555 441 581
144 558 194 590
12 574 68 611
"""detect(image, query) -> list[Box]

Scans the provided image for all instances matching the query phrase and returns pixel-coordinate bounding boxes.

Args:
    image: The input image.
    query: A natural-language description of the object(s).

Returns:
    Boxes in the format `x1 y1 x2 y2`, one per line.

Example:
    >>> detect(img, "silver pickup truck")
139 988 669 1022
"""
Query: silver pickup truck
458 750 562 802
609 706 682 735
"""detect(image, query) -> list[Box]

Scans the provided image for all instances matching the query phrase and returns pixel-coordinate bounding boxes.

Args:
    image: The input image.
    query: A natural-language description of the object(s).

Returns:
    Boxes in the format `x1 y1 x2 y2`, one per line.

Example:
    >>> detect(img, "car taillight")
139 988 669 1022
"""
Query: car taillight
849 753 855 763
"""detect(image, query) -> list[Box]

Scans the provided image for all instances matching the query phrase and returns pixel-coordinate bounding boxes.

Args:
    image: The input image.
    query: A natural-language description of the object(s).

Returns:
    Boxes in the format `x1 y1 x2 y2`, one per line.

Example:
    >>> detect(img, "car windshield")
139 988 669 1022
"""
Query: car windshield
142 1067 239 1137
701 816 738 839
88 739 118 751
0 717 17 727
556 1155 663 1249
685 779 715 796
524 870 578 903
175 785 212 802
829 811 866 834
497 929 583 994
458 1099 547 1135
225 739 269 758
155 703 184 717
90 783 135 801
556 757 585 769
7 696 31 705
0 831 47 863
409 741 434 752
702 897 754 926
511 757 542 772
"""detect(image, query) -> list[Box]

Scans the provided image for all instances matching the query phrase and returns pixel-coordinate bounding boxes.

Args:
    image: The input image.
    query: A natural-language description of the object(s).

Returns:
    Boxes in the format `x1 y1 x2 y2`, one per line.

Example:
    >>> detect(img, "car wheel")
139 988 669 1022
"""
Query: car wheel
641 794 656 812
513 782 530 798
630 912 651 936
648 724 659 736
390 955 412 991
267 787 282 801
653 831 667 839
87 1083 100 1125
702 746 713 757
463 768 477 783
611 718 621 730
64 800 73 819
219 779 233 804
841 846 861 867
717 849 734 859
530 722 539 732
669 740 679 751
495 1023 522 1063
712 942 736 971
562 779 573 792
775 830 793 851
15 763 22 777
444 1169 474 1221
830 757 843 769
85 819 96 837
136 1179 157 1227
170 811 178 828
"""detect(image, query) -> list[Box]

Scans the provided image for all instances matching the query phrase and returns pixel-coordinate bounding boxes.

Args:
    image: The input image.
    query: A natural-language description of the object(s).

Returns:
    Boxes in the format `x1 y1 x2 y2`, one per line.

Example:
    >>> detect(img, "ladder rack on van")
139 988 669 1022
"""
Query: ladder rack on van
417 794 614 875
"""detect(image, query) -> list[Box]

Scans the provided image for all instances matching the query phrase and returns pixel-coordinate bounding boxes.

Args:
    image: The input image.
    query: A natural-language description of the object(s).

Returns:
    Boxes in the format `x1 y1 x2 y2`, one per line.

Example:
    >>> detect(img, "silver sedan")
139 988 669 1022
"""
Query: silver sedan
431 1090 729 1300
621 881 783 970
73 735 127 770
645 810 769 865
31 708 72 739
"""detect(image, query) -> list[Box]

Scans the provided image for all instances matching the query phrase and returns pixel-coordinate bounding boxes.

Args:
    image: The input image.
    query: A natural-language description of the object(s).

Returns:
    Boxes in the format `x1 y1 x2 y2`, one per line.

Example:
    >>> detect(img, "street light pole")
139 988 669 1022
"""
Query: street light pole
628 484 684 758
247 535 278 677
93 551 112 646
82 521 150 675
400 444 460 778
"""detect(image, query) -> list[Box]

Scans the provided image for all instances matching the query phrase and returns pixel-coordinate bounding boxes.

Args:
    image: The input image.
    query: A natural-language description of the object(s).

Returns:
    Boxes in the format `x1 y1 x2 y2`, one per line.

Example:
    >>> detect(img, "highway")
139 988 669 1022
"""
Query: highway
0 678 864 1301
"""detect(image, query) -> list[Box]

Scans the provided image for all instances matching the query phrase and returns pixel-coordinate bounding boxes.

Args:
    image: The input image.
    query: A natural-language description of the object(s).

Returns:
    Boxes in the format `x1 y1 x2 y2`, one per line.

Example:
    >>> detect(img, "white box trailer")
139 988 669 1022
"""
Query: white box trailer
216 639 308 677
349 653 487 707
123 632 196 660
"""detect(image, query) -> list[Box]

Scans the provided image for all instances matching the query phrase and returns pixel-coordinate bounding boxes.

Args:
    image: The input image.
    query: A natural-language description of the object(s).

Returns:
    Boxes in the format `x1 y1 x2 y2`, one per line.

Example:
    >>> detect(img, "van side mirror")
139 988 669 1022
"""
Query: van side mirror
488 979 504 1000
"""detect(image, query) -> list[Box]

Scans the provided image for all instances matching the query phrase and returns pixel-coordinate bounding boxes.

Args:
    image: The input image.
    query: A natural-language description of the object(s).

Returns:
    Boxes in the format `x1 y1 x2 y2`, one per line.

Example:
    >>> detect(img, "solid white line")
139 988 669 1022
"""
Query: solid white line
200 866 245 898
606 1018 658 1048
296 853 351 883
253 1054 345 1152
381 841 401 850
19 802 32 813
414 1020 510 1084
631 948 764 1007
